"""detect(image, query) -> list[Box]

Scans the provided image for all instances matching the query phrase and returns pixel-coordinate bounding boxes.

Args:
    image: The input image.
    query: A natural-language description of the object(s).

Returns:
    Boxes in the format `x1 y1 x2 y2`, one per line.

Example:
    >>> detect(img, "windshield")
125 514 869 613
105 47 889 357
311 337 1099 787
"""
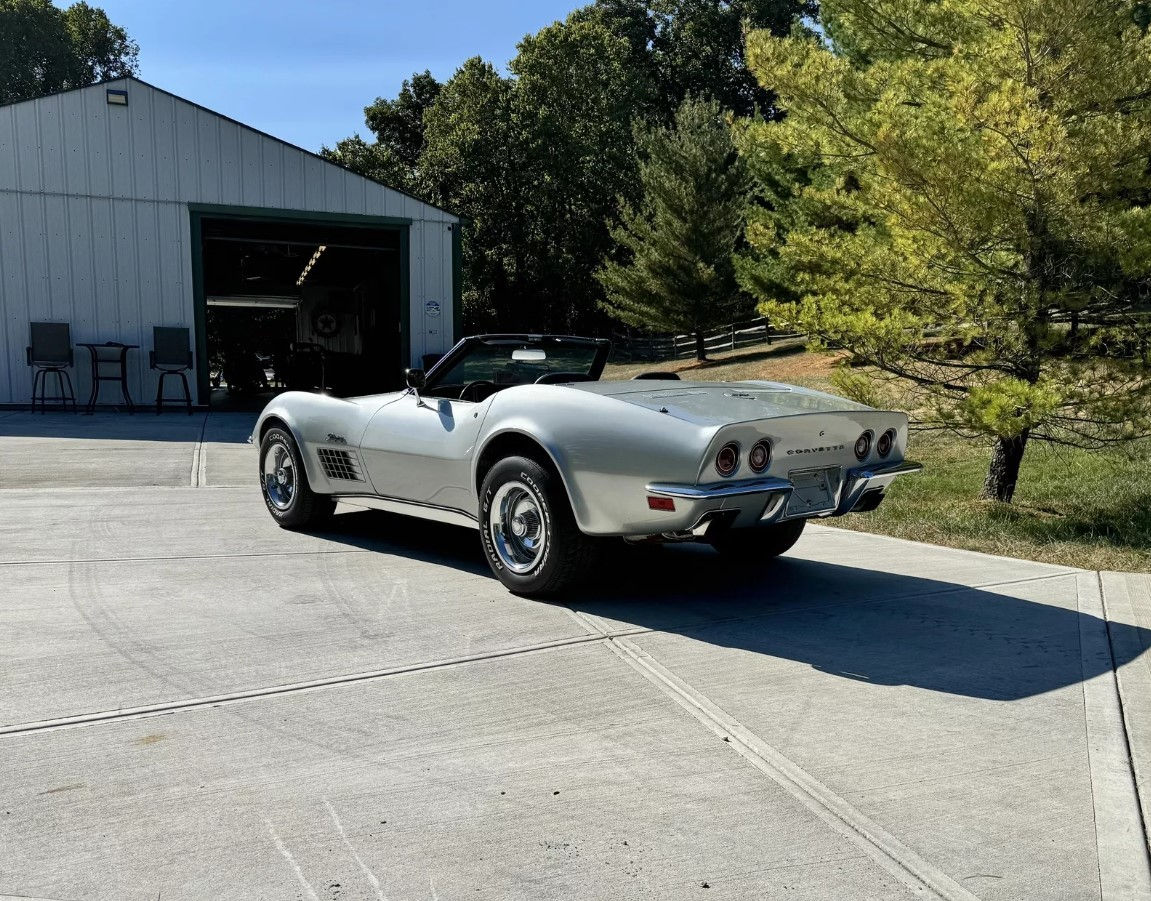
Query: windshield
425 336 608 399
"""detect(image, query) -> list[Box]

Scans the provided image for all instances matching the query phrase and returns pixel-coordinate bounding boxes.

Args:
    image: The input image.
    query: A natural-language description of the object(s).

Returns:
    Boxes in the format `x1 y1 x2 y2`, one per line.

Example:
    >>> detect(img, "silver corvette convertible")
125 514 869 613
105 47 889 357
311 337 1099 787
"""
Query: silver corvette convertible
253 334 921 595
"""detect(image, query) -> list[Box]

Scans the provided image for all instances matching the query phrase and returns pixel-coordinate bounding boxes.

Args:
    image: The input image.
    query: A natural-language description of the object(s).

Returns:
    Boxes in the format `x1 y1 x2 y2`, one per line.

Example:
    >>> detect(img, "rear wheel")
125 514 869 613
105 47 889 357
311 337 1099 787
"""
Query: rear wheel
259 427 335 529
709 519 806 559
480 455 598 596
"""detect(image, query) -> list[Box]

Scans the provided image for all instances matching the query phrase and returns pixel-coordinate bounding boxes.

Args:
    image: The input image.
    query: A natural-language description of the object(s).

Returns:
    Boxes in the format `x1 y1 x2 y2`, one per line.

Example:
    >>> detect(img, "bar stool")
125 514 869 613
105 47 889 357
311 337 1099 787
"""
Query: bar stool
26 322 76 413
151 326 194 415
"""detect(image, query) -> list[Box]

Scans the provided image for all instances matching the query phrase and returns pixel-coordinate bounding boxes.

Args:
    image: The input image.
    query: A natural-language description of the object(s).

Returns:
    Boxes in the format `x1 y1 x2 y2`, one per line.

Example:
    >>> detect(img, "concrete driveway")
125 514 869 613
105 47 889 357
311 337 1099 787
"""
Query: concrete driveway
1 411 1149 901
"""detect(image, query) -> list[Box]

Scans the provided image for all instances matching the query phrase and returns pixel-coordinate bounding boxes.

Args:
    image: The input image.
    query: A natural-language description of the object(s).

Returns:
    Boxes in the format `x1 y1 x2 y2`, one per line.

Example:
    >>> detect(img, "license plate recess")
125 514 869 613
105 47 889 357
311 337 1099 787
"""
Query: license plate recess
786 467 839 517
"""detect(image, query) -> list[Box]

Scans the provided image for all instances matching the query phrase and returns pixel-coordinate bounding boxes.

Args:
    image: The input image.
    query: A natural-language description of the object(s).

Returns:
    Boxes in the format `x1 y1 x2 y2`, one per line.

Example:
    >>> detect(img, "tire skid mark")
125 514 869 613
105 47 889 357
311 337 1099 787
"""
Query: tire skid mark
601 637 982 901
39 566 535 808
66 557 208 701
84 491 117 545
2 548 377 567
10 570 1072 737
318 551 390 643
0 633 613 736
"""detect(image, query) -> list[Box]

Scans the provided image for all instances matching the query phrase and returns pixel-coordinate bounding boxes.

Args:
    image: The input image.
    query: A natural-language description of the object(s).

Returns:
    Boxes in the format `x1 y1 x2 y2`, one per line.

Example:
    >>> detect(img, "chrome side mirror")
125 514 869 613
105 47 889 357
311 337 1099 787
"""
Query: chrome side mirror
405 368 428 407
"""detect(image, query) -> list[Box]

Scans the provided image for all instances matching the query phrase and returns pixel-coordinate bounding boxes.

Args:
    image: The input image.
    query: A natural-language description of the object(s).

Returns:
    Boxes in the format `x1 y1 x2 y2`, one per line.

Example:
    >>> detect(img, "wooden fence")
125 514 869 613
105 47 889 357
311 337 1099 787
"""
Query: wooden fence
609 317 794 363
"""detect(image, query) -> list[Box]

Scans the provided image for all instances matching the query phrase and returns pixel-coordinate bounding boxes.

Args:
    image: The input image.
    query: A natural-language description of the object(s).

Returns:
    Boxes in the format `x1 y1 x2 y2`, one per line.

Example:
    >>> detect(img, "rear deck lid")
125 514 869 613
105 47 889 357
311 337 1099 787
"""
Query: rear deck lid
573 380 871 426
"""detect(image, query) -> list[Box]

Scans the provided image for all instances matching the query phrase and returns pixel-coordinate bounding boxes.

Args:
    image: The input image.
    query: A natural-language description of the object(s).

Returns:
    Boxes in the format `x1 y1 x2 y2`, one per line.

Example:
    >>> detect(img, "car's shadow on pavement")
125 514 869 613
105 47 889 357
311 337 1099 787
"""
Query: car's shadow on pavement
315 509 1150 703
311 508 492 573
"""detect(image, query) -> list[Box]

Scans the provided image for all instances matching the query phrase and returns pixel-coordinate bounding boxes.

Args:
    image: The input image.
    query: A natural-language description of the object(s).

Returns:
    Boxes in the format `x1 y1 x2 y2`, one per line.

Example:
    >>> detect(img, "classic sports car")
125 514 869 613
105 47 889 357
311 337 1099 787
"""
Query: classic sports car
253 334 921 595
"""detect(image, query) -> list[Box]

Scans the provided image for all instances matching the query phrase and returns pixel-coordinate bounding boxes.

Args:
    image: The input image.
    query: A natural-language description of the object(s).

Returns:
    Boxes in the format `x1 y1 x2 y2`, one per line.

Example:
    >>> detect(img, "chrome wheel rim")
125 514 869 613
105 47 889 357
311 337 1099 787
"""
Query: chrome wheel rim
262 441 296 510
489 480 546 574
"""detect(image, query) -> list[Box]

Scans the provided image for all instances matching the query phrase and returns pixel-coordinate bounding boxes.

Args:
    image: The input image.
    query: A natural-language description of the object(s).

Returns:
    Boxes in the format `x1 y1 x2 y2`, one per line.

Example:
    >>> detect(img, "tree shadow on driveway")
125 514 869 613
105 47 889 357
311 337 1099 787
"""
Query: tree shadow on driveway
311 509 1149 703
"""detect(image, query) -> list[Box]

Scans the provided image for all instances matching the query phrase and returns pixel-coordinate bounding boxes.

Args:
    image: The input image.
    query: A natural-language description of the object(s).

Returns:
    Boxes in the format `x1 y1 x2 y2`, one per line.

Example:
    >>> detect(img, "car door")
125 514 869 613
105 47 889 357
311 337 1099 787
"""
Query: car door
358 391 489 514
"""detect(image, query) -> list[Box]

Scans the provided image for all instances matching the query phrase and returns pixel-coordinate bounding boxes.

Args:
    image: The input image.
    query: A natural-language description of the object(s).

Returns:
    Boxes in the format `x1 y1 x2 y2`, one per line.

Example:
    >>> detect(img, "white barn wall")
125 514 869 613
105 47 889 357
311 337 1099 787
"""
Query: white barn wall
0 77 457 406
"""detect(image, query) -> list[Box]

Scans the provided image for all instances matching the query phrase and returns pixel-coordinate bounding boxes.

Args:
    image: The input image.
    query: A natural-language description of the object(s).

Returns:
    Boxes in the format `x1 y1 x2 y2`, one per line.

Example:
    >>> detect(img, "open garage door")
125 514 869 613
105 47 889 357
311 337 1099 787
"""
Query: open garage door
193 213 405 410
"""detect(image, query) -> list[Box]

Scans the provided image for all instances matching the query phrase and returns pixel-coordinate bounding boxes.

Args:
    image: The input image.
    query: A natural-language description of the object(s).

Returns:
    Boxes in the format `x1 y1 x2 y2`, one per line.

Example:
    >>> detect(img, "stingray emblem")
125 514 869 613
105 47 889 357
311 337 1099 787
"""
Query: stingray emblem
326 433 347 445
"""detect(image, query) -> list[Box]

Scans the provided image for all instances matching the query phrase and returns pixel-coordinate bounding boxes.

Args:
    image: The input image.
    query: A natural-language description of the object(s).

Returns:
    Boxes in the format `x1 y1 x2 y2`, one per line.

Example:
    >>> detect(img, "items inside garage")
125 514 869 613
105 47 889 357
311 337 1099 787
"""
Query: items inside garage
202 217 403 409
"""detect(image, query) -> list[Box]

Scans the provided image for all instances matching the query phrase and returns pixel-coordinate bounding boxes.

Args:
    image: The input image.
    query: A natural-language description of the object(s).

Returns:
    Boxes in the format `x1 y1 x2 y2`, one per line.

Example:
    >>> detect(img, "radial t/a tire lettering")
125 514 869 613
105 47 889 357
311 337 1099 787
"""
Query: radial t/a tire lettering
258 427 336 529
480 455 597 597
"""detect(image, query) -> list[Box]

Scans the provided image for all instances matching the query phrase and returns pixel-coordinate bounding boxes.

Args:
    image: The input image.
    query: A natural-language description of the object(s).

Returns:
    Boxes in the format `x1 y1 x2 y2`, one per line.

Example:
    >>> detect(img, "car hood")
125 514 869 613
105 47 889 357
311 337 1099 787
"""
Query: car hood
571 380 871 426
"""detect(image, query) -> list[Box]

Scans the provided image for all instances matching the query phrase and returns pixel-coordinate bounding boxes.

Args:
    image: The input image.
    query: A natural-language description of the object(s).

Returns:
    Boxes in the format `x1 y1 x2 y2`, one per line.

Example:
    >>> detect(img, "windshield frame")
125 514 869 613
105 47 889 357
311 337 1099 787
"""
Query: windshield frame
421 334 612 398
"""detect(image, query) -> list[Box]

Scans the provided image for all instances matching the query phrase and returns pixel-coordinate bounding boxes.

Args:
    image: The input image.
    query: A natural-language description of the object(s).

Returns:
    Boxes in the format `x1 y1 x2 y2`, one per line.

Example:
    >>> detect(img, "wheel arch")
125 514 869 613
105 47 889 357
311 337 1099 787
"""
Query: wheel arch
473 429 584 528
258 414 293 443
255 412 326 490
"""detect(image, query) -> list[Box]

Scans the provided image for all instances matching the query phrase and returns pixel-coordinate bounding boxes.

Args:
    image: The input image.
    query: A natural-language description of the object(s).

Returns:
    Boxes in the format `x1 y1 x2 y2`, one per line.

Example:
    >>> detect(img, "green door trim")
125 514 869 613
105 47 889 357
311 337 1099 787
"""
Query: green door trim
190 211 208 405
188 204 411 406
399 225 411 370
188 203 412 227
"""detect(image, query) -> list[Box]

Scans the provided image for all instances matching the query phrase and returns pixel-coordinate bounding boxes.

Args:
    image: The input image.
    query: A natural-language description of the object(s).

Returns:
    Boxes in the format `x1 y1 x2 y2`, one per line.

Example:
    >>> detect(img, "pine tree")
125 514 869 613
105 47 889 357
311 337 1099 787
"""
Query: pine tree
738 0 1151 502
598 97 752 360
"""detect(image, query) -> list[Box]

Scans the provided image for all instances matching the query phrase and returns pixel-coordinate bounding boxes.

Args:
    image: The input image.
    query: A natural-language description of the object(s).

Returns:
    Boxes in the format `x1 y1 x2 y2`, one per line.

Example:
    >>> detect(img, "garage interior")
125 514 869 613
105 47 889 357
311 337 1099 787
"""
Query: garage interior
201 217 403 410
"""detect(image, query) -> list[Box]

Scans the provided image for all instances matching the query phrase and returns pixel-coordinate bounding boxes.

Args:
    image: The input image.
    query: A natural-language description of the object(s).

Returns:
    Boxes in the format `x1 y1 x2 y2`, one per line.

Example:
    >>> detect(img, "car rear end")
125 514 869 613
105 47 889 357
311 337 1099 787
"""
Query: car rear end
643 408 920 537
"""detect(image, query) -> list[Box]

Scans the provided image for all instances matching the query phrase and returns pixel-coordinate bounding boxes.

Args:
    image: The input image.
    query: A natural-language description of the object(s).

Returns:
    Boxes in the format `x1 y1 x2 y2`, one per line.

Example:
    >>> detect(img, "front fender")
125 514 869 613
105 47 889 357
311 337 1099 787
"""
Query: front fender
253 392 389 495
252 399 323 489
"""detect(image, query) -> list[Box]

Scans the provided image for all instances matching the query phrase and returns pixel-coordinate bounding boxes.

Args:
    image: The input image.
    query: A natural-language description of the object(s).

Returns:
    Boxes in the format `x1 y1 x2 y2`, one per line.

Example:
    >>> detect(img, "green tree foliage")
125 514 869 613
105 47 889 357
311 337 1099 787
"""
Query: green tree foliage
326 1 810 332
505 16 643 330
363 71 441 170
419 58 520 329
580 0 817 119
320 135 413 192
0 0 138 106
598 97 751 359
419 17 642 331
321 71 442 194
737 0 1151 502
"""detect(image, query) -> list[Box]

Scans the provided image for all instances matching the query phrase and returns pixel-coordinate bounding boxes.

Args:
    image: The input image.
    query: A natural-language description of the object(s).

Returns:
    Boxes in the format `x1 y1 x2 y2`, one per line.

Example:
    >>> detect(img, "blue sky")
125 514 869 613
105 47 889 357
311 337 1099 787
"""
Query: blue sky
91 0 584 151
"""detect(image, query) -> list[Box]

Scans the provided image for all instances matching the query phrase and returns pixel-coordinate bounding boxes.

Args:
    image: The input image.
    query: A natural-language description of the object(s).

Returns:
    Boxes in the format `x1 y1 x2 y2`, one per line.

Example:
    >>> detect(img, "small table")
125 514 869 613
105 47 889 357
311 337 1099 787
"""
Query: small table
79 342 138 414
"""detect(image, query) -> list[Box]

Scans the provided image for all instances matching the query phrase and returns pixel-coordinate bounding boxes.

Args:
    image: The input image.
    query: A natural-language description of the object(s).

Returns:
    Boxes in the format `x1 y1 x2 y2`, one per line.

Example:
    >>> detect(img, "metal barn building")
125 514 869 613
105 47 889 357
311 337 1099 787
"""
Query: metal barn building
0 76 460 409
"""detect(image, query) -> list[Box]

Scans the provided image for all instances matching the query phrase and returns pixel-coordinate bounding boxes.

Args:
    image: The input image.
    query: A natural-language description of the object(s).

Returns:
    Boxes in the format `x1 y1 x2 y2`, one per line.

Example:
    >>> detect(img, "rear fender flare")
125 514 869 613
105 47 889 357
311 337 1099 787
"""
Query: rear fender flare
472 425 589 532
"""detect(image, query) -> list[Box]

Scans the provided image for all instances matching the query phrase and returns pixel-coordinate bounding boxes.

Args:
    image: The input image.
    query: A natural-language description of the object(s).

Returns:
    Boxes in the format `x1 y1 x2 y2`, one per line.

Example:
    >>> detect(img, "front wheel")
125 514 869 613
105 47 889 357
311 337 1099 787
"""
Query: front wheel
480 456 598 597
709 518 806 559
259 427 336 529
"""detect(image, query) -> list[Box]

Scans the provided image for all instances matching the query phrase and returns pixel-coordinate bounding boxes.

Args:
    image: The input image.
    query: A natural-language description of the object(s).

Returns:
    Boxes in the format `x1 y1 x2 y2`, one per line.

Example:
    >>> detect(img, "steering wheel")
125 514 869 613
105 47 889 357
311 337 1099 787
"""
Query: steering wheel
459 380 497 402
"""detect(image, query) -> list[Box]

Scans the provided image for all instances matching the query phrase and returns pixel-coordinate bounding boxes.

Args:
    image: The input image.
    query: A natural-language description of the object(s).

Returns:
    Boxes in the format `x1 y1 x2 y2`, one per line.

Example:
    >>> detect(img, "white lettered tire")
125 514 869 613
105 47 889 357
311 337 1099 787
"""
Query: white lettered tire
259 427 335 529
480 455 597 596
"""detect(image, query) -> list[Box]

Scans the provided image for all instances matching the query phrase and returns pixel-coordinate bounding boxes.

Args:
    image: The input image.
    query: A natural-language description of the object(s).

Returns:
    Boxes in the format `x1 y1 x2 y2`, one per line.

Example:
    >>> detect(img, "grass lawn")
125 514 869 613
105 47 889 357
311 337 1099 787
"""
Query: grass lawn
603 343 1151 573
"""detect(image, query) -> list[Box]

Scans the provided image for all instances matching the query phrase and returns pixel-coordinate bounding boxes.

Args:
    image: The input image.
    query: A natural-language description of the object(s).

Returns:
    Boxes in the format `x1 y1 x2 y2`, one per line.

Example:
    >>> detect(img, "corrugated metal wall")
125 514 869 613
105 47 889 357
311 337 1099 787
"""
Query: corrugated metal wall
0 77 457 406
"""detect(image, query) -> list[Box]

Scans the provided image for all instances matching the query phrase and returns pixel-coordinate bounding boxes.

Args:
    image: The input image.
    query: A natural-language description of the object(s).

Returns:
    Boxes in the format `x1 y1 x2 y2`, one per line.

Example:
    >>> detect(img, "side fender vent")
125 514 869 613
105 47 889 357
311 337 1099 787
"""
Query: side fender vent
317 447 364 482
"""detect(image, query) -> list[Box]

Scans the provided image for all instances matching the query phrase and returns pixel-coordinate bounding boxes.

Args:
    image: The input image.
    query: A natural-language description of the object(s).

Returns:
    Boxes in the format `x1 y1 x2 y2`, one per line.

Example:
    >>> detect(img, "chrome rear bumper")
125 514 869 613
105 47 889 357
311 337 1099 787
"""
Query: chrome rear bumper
645 459 922 531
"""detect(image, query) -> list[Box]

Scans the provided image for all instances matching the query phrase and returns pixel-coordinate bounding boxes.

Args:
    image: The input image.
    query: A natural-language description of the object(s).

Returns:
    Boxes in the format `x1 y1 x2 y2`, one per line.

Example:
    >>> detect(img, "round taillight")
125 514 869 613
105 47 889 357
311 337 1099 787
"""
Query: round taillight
877 428 896 458
715 442 740 477
854 431 873 461
748 439 771 473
